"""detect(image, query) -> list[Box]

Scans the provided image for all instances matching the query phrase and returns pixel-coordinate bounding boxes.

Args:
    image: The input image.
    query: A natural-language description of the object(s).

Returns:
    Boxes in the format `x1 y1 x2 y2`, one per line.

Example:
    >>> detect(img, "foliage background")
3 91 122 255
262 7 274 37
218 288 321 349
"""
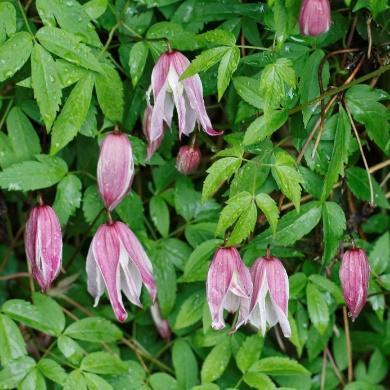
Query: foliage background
0 0 389 389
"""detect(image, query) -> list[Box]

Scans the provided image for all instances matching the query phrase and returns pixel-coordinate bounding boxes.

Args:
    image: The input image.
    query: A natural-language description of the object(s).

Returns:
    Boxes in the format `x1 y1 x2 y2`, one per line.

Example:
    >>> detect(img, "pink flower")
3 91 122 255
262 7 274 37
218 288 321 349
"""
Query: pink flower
176 145 202 175
299 0 331 36
97 131 134 211
339 248 370 320
148 50 222 143
150 303 171 341
206 247 252 330
143 105 164 159
25 204 62 291
247 256 291 337
86 221 156 322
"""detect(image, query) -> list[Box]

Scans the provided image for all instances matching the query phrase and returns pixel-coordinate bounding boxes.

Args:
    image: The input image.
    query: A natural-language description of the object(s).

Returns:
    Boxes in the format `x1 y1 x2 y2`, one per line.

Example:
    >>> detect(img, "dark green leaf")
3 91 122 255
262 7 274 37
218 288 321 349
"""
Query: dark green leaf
172 339 199 389
306 283 329 335
233 76 263 109
217 46 240 100
129 41 149 87
150 196 170 237
174 290 205 330
255 193 279 235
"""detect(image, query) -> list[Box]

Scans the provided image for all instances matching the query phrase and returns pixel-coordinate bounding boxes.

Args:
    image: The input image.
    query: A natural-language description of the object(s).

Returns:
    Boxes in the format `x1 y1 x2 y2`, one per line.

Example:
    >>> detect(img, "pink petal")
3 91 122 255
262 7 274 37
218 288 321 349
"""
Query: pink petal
152 53 171 99
150 303 171 341
299 0 331 36
176 145 202 175
86 245 105 306
143 105 164 159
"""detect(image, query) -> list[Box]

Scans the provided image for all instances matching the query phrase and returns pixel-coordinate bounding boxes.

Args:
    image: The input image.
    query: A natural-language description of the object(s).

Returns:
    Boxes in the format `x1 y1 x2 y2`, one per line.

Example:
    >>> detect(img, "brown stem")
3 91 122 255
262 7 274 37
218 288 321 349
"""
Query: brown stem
320 347 328 390
343 306 353 383
326 347 345 386
0 272 30 281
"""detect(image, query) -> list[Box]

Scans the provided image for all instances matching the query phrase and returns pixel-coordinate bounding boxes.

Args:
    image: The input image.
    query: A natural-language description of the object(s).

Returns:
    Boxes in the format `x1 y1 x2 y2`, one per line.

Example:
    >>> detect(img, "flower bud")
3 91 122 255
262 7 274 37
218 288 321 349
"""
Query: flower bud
25 204 62 291
339 248 370 320
150 303 171 341
299 0 331 36
176 145 202 175
97 131 134 211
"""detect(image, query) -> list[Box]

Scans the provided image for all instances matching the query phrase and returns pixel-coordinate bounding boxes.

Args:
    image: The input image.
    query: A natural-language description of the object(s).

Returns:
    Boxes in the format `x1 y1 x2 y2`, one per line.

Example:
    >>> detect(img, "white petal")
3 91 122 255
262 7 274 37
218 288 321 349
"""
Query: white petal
86 245 104 306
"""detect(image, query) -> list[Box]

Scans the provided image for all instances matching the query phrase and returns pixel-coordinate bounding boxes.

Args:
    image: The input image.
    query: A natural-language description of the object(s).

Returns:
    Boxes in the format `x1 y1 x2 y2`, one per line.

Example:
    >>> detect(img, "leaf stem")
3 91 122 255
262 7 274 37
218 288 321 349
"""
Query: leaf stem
236 44 272 51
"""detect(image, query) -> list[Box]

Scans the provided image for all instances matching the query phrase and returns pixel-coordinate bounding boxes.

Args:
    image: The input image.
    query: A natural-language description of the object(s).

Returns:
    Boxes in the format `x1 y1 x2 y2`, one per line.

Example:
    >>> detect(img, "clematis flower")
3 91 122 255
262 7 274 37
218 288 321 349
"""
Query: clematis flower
247 256 291 337
25 204 62 291
176 145 202 175
206 247 252 330
339 248 370 320
150 303 171 341
299 0 331 36
148 50 222 143
143 105 164 159
97 131 134 211
86 221 156 322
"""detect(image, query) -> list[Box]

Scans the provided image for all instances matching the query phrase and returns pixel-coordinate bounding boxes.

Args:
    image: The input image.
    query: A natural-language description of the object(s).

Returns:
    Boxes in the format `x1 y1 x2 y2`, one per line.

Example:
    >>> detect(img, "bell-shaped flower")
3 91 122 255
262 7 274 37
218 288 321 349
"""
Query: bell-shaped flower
248 256 291 337
176 145 202 175
339 248 370 320
299 0 331 36
143 105 164 159
150 302 171 341
206 247 252 330
86 221 156 322
25 204 62 291
148 50 222 143
97 131 134 211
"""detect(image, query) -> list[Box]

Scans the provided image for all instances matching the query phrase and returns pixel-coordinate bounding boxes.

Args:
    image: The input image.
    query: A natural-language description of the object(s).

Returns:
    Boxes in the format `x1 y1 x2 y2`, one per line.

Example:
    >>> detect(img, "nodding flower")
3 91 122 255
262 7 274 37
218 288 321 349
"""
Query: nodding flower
176 145 202 175
299 0 331 36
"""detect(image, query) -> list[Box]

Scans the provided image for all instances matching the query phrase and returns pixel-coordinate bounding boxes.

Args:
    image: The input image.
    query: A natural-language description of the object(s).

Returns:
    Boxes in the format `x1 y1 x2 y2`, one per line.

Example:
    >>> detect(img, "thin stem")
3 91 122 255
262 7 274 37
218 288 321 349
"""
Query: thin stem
0 272 30 281
17 0 36 40
320 348 327 390
100 23 120 55
326 347 345 386
0 99 14 130
236 44 272 51
343 306 353 383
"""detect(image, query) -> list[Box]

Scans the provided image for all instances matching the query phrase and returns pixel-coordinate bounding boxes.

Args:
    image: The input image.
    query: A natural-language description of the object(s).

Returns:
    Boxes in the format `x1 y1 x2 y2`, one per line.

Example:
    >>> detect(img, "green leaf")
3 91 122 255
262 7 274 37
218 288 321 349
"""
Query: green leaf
64 317 123 343
174 290 205 330
185 223 217 248
306 283 329 335
53 174 82 225
0 32 32 81
249 356 310 376
150 196 170 237
172 339 199 390
50 73 95 154
255 193 279 235
0 2 16 43
0 356 35 388
36 27 103 72
83 0 107 19
217 46 240 100
243 372 276 390
271 150 302 210
0 314 26 365
116 192 145 232
95 63 123 122
38 358 67 385
243 110 288 146
196 29 236 47
81 352 128 374
322 202 346 264
202 157 241 201
19 368 46 390
236 333 264 373
149 373 178 390
201 338 231 383
82 185 105 226
129 41 149 87
233 76 263 109
321 107 350 200
253 201 322 246
56 59 89 88
180 46 229 80
57 335 84 365
31 44 62 131
346 167 389 209
84 372 113 390
369 232 389 274
64 370 87 390
367 349 388 384
0 154 67 191
308 274 344 304
6 106 41 162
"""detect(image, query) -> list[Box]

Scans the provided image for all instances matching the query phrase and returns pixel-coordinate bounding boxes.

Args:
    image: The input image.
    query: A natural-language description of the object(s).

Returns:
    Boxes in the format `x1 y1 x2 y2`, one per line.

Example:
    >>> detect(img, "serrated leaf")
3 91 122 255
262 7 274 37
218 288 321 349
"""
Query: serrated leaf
31 44 62 131
84 372 112 390
36 26 103 72
174 290 205 330
306 283 329 335
255 193 279 234
0 2 16 43
233 76 263 109
201 338 231 383
308 274 344 304
95 63 123 122
0 32 33 81
322 201 346 264
0 356 36 389
38 358 67 385
0 314 27 365
81 352 128 374
56 59 89 88
196 29 236 47
217 46 240 100
243 372 275 390
129 41 149 87
202 157 241 201
249 356 310 375
57 336 84 365
236 334 264 373
50 73 94 154
64 370 87 390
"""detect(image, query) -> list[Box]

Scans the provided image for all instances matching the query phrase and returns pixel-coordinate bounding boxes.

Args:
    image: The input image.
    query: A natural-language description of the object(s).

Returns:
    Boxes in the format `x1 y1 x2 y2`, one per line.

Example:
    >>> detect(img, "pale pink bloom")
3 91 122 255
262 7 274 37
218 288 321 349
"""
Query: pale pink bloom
339 248 370 320
143 105 164 159
86 221 156 322
25 204 62 291
176 145 202 175
148 50 222 142
206 247 252 330
299 0 331 36
247 256 291 337
150 303 171 341
97 131 134 211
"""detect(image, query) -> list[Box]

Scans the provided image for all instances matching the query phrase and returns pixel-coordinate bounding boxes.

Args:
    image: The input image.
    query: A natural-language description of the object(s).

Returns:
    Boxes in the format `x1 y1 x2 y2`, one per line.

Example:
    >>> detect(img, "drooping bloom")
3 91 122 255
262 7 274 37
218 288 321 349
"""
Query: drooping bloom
299 0 331 36
150 303 171 341
97 131 134 211
148 50 222 143
339 248 370 320
143 105 164 159
206 247 252 330
86 221 156 322
247 256 291 337
176 145 202 175
25 204 62 291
